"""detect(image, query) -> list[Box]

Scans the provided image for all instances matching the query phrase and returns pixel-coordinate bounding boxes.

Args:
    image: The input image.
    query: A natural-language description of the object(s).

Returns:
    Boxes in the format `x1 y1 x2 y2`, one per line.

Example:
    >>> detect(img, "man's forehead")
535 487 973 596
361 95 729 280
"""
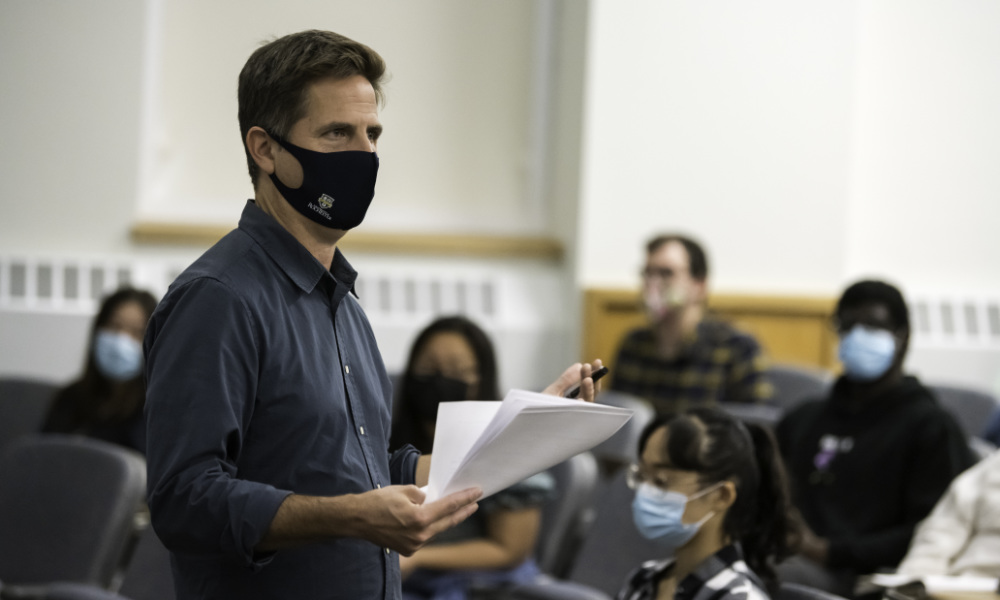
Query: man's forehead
646 240 690 267
303 75 380 114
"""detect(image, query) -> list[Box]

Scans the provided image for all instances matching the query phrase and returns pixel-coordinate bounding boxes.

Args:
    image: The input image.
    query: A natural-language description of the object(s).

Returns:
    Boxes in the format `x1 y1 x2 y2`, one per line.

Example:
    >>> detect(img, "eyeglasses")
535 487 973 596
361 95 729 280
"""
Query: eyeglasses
641 266 685 281
626 463 686 492
627 464 725 499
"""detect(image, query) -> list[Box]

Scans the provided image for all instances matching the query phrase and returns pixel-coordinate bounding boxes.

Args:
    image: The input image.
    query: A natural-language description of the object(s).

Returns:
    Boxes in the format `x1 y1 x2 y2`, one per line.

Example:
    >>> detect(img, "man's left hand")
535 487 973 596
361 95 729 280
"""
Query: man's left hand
542 359 603 403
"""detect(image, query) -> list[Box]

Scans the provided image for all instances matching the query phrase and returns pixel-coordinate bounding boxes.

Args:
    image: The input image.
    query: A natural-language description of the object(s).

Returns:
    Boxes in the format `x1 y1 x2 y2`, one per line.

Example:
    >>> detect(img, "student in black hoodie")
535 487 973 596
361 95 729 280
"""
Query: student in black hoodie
775 280 974 596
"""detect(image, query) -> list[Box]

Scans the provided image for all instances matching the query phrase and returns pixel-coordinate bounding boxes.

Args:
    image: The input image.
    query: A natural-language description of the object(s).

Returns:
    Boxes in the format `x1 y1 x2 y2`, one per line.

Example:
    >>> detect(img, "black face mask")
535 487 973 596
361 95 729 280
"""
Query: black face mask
404 374 471 421
267 132 379 230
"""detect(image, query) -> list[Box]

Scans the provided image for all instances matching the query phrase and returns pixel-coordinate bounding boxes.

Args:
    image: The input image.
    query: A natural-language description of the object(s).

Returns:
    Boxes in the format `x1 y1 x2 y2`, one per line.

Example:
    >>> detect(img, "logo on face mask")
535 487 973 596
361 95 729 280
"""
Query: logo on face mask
267 132 379 230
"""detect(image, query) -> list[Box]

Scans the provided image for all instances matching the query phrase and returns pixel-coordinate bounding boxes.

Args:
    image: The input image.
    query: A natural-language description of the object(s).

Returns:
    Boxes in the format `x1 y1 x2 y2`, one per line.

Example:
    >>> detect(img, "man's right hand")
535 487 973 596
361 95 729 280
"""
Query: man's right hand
350 485 481 555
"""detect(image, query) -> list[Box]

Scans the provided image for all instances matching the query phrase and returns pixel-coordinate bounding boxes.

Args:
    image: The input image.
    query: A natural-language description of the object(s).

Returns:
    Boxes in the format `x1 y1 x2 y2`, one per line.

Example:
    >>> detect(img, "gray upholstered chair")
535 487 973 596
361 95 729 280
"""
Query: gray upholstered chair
0 377 59 456
534 452 599 578
0 435 146 599
765 364 834 412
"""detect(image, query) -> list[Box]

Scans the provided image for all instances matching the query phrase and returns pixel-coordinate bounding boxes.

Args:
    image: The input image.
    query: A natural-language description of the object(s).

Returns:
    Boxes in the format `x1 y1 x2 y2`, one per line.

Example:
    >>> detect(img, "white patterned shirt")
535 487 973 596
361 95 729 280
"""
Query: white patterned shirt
617 544 771 600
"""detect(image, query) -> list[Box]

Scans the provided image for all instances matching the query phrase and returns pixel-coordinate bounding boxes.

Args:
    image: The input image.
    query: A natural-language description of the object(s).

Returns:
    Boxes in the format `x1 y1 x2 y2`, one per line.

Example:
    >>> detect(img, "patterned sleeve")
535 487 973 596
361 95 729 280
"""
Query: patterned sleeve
725 334 773 404
480 471 556 513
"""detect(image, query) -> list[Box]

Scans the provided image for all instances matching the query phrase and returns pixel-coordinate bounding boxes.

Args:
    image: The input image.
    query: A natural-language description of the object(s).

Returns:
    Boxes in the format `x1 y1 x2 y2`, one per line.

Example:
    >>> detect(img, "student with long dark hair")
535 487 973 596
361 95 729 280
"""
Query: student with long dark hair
391 316 554 600
619 407 797 600
390 315 500 455
42 287 158 453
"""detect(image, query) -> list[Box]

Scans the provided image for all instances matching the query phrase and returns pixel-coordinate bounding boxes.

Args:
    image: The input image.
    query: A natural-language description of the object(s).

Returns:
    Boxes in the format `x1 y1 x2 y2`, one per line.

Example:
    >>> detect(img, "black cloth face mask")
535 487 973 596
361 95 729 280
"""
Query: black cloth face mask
404 374 471 421
267 132 379 230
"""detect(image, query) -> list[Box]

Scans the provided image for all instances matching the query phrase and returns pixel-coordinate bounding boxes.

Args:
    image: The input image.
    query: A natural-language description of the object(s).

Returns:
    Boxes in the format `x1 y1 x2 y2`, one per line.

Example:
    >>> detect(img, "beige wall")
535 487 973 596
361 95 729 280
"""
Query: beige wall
577 0 1000 298
2 0 999 391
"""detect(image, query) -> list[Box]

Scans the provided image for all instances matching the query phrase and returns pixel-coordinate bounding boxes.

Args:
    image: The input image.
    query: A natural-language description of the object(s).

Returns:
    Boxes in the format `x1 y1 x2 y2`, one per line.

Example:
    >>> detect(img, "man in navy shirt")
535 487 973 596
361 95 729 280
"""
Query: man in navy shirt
144 30 597 599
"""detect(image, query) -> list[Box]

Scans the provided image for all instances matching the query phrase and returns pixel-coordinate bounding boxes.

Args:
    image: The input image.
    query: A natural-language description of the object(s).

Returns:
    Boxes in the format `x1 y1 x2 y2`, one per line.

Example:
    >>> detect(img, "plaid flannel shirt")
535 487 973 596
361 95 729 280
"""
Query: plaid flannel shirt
610 318 772 416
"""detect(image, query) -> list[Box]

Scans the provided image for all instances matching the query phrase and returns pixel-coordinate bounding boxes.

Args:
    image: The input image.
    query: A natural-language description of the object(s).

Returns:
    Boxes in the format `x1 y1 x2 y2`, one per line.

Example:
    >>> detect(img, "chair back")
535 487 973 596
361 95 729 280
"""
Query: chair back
564 469 664 596
0 435 146 589
535 452 599 578
118 525 175 600
0 377 59 455
929 384 1000 438
590 392 654 469
778 582 851 600
766 364 833 412
718 402 783 428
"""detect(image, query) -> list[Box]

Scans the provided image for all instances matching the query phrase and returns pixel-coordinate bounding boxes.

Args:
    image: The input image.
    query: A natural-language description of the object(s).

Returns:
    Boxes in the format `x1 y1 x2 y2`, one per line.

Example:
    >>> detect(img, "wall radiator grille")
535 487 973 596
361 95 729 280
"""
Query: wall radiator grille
910 295 1000 348
0 256 499 323
2 258 997 343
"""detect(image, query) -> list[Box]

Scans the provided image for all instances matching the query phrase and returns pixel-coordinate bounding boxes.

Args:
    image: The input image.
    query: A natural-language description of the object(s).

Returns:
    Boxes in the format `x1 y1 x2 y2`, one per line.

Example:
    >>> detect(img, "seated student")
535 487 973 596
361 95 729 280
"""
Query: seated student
390 316 554 600
42 287 158 454
897 449 1000 578
619 407 796 600
611 234 771 416
775 280 975 595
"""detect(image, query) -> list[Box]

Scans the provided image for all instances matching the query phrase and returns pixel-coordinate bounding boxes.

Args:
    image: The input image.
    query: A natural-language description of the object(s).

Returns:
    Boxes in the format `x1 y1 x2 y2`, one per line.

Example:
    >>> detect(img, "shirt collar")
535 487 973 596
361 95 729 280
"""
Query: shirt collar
238 200 358 296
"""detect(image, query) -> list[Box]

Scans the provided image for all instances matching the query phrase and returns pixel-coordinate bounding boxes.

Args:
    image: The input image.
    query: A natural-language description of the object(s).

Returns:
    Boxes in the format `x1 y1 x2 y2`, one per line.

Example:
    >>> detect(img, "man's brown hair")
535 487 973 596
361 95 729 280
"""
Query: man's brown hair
646 233 709 282
238 30 386 187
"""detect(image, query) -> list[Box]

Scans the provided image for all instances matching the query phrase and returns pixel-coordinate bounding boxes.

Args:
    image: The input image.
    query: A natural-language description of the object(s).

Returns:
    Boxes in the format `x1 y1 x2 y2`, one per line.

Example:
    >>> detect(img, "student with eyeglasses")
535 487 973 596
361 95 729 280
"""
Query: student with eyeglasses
618 407 797 600
610 234 772 417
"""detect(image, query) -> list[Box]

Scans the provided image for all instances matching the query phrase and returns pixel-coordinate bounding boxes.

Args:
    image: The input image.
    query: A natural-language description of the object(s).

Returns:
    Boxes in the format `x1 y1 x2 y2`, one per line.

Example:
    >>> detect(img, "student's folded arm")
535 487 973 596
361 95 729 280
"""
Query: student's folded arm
402 505 541 572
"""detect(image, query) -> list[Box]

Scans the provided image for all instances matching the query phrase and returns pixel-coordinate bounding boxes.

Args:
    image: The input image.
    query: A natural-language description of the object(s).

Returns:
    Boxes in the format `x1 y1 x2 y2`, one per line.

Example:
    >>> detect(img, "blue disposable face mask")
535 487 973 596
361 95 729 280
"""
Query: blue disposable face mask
838 325 897 382
267 133 379 230
632 482 719 552
93 330 144 382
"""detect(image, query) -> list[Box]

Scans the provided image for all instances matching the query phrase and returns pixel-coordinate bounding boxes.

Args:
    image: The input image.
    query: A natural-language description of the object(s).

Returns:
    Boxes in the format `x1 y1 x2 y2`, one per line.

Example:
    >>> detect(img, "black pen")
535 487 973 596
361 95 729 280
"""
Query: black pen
565 366 610 399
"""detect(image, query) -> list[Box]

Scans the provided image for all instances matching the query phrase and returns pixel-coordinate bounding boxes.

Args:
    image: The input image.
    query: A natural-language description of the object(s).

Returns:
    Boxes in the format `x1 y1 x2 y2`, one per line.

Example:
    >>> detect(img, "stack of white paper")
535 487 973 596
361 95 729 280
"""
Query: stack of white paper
424 389 634 502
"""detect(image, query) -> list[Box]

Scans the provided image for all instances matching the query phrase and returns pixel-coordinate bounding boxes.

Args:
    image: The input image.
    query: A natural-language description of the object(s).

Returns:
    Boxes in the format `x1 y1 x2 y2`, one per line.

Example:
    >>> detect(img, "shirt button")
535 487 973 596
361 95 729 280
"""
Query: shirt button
385 548 390 554
345 365 350 374
359 426 365 435
377 483 382 489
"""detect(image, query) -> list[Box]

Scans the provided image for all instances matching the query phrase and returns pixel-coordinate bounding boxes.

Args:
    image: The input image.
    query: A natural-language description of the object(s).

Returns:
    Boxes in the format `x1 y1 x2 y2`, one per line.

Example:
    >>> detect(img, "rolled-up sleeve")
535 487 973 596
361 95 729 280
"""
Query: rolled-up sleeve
144 277 291 568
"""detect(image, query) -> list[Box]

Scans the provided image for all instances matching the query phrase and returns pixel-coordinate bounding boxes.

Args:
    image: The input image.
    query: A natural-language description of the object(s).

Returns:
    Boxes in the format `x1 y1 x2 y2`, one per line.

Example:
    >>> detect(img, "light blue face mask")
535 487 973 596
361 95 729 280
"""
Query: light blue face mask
93 330 144 382
631 482 719 551
838 325 897 382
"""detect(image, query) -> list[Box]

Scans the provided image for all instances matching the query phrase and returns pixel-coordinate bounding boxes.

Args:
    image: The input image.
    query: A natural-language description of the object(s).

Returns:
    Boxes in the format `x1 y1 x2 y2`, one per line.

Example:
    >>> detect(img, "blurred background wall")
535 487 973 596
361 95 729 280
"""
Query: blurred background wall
2 0 998 394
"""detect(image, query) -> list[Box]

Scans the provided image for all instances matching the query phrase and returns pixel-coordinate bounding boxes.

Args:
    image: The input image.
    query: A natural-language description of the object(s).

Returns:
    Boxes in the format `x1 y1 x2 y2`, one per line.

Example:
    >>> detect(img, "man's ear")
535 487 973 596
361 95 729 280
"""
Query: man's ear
246 126 277 175
691 278 709 304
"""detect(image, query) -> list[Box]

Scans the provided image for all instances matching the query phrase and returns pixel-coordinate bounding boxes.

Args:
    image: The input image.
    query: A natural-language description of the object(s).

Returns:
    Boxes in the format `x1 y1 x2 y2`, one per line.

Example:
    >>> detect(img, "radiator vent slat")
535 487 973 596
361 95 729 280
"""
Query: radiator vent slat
910 295 1000 347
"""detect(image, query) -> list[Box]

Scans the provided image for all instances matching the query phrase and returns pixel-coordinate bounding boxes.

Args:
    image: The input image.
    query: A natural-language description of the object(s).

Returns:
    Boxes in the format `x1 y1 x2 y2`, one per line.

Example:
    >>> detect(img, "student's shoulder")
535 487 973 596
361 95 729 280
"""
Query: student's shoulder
701 318 763 352
699 564 770 600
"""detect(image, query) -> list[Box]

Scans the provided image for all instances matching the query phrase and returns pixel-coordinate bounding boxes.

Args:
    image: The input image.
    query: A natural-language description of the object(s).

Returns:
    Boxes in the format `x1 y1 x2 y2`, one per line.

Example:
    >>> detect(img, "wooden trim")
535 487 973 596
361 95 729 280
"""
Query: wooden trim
582 287 840 371
708 294 835 316
129 222 564 260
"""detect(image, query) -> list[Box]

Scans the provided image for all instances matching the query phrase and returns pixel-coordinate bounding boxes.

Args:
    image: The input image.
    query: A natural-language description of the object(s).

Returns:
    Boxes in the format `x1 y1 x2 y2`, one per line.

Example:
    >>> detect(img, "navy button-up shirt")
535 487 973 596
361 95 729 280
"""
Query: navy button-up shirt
144 200 419 599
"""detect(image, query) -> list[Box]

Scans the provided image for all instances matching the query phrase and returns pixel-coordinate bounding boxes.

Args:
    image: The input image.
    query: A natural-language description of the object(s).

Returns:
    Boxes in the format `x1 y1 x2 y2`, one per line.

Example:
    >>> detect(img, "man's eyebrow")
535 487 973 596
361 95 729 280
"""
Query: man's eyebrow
316 121 354 136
